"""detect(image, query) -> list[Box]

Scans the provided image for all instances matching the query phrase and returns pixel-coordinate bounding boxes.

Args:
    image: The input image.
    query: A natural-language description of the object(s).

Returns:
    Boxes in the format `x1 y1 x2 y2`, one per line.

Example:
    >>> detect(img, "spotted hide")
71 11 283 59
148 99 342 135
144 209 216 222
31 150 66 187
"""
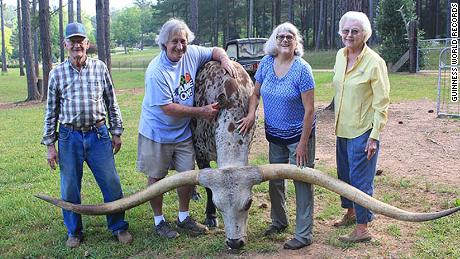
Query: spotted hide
191 61 256 223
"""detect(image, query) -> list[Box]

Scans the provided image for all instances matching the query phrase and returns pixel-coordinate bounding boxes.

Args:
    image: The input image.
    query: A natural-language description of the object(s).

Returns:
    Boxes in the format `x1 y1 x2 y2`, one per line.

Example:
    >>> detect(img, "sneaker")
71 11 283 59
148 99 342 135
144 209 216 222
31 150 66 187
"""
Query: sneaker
66 236 81 248
155 220 180 239
338 229 372 243
283 238 312 250
204 216 219 228
116 229 133 244
264 224 287 236
177 216 209 236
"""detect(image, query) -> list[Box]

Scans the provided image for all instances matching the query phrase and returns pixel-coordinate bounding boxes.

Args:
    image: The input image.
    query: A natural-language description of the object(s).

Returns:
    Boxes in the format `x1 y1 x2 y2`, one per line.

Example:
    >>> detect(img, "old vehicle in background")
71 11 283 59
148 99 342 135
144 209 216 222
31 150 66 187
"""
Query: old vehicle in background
225 38 267 77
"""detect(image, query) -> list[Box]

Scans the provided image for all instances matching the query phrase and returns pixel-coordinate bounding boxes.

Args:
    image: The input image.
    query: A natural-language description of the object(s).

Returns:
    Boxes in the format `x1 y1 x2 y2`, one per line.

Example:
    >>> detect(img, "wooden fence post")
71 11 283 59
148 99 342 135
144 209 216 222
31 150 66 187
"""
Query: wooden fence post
409 21 418 73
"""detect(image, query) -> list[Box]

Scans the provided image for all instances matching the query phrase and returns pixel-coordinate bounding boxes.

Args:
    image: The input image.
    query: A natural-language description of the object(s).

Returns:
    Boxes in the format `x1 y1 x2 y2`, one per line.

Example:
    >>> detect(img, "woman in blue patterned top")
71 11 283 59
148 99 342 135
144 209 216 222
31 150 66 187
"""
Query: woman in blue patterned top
238 22 316 250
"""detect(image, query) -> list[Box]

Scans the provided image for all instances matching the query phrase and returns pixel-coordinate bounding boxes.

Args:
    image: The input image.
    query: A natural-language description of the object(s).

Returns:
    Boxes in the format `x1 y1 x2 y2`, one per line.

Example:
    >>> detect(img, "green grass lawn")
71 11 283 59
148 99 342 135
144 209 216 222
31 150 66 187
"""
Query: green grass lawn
0 68 457 257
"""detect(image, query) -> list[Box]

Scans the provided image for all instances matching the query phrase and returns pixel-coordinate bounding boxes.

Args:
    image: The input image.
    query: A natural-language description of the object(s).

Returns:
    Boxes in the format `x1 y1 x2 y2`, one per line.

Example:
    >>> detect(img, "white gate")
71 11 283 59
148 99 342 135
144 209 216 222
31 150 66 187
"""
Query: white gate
437 47 460 118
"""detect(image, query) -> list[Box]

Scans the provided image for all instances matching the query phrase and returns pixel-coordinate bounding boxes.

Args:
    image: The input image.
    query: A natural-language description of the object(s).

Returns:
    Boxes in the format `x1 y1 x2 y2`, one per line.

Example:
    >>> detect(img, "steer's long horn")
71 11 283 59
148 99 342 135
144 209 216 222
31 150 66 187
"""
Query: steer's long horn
258 164 459 222
35 170 200 215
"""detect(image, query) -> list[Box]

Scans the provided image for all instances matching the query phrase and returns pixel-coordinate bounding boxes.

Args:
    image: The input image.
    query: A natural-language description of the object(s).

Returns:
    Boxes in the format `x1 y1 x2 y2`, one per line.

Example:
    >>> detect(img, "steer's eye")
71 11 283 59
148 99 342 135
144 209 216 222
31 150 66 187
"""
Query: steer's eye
243 199 252 211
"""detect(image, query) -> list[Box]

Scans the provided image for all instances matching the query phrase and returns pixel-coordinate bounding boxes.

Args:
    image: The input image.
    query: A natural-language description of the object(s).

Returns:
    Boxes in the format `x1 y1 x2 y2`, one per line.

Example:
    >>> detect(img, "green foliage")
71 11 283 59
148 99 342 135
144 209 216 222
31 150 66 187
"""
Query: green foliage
375 0 417 70
112 7 142 51
0 25 13 58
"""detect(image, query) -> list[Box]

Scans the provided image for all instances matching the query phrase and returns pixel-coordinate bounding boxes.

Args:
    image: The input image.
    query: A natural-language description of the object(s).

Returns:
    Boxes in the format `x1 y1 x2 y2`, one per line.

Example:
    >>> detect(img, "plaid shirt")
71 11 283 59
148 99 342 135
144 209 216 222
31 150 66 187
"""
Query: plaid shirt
42 58 123 146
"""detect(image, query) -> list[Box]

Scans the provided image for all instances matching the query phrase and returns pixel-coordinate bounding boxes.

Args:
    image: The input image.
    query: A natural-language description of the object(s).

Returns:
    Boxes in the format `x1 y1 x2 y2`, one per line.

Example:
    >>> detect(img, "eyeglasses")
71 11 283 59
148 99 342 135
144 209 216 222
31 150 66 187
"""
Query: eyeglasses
340 28 362 36
276 34 295 42
66 38 87 46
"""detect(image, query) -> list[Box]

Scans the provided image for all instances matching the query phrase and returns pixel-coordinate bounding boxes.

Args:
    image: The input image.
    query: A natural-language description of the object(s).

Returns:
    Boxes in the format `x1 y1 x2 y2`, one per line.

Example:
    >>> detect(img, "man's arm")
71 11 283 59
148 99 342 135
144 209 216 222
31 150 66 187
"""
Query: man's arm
161 102 220 121
211 47 238 78
42 74 60 169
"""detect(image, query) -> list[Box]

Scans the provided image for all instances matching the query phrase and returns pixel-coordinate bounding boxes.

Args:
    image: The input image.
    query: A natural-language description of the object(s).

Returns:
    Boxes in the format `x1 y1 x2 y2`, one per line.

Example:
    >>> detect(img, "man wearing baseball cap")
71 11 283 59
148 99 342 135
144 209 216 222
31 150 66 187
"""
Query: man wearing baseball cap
42 22 132 248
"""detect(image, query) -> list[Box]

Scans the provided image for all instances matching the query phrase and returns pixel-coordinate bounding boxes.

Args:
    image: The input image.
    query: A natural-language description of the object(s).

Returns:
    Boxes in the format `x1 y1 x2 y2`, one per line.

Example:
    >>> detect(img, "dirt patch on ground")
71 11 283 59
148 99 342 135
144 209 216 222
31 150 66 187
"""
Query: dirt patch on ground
242 99 459 258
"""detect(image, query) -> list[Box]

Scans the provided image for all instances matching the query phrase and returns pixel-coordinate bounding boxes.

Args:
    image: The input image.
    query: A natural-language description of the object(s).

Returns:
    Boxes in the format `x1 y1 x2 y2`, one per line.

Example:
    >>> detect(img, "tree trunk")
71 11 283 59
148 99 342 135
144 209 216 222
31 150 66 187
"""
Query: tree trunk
59 0 64 62
17 0 25 75
39 0 52 101
248 0 253 38
213 0 218 45
315 0 324 51
331 0 337 49
68 0 73 23
103 0 111 73
288 0 294 23
1 0 7 72
76 0 81 23
21 0 39 101
190 0 198 35
32 0 40 81
274 0 281 26
95 0 106 64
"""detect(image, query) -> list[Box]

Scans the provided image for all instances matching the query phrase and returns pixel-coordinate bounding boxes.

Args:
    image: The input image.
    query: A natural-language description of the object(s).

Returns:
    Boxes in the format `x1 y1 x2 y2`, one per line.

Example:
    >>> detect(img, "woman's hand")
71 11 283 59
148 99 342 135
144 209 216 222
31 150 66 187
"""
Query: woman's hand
237 114 256 136
296 141 308 167
365 138 378 160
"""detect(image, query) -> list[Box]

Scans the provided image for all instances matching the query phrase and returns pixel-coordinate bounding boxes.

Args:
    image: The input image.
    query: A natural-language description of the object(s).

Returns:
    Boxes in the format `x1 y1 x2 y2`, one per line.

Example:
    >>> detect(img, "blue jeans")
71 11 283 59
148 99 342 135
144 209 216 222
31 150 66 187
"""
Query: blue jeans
58 124 128 237
268 134 315 245
336 130 379 224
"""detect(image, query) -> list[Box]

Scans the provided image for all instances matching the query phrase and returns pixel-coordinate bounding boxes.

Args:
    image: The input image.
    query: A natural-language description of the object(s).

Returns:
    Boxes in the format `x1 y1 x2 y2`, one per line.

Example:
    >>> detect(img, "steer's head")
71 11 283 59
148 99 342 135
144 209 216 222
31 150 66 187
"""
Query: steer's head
198 167 262 249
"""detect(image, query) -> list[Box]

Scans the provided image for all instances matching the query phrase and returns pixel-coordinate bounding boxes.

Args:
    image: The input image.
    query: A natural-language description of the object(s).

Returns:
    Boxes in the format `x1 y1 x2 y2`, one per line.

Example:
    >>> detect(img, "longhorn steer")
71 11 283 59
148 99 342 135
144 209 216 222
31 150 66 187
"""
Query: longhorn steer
191 61 255 242
35 62 460 250
35 166 460 248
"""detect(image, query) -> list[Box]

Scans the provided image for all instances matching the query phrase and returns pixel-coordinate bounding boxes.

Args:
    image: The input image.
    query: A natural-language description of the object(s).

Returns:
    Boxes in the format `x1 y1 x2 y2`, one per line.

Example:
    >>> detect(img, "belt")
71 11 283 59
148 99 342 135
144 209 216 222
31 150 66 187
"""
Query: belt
63 119 106 132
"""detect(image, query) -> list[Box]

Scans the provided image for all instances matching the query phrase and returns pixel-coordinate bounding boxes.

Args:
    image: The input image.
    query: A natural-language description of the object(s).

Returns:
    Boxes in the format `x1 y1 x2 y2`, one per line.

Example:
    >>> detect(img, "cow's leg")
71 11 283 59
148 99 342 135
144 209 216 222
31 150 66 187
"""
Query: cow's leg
197 159 219 228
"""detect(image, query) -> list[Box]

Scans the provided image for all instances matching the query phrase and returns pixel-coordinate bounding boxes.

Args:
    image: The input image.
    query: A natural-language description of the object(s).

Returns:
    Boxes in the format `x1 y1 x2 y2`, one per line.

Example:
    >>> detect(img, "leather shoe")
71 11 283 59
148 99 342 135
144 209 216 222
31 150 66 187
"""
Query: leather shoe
66 236 81 248
338 230 372 243
283 238 311 250
264 224 287 236
116 230 133 244
333 213 356 227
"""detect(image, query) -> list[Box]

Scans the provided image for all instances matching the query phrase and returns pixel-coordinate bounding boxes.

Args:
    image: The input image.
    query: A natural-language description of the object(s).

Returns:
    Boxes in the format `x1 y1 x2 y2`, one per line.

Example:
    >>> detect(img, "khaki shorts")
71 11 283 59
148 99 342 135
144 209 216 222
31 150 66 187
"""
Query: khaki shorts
137 133 195 178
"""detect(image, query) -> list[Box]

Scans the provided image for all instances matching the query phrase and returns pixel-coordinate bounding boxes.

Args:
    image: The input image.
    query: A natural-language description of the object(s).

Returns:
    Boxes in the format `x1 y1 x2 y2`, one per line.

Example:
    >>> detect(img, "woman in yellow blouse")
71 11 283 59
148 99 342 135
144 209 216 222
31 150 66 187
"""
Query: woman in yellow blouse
332 11 390 242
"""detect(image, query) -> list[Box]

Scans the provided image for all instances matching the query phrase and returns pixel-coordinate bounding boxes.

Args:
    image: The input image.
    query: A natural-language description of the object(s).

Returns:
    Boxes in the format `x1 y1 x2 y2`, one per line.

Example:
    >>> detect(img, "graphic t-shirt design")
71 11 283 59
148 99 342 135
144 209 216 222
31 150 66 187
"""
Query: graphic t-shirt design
174 73 194 102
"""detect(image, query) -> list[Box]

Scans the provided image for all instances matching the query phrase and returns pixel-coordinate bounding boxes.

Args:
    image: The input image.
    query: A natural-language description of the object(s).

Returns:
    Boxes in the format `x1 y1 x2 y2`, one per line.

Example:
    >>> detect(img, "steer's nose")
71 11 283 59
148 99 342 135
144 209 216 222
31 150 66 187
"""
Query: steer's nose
226 238 245 249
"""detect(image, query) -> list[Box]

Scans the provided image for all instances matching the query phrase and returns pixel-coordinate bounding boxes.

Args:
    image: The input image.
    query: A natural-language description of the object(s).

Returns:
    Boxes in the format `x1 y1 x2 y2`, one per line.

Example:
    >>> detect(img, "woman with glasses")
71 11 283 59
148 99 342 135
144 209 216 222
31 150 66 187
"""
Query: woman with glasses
238 22 315 250
332 11 390 242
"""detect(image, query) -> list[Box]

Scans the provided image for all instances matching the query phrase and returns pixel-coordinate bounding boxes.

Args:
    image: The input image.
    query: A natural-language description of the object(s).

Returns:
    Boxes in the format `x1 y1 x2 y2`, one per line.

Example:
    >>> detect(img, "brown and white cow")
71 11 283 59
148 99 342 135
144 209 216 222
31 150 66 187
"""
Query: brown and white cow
191 61 255 237
35 62 460 250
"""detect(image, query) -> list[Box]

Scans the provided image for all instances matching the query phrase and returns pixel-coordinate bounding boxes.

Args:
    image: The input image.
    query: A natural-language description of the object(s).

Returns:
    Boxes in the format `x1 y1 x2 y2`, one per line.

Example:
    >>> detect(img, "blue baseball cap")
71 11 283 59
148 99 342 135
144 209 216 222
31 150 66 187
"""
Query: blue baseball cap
65 22 87 39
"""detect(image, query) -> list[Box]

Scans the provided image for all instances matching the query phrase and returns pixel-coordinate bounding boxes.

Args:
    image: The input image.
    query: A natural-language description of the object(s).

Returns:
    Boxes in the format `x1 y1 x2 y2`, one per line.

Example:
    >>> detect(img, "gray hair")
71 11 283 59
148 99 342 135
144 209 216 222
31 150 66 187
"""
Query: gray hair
338 11 372 43
156 18 195 50
264 22 304 57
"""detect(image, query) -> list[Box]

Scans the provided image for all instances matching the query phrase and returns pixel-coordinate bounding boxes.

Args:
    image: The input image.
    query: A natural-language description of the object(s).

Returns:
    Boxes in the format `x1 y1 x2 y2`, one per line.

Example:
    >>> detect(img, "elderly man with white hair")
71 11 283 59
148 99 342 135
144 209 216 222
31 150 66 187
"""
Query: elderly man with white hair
137 18 237 239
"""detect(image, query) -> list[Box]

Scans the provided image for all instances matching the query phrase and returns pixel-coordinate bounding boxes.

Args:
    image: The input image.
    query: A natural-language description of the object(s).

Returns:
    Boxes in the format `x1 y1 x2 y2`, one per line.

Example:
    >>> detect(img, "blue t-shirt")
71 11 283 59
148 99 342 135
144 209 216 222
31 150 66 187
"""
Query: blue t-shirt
139 45 213 143
254 55 316 145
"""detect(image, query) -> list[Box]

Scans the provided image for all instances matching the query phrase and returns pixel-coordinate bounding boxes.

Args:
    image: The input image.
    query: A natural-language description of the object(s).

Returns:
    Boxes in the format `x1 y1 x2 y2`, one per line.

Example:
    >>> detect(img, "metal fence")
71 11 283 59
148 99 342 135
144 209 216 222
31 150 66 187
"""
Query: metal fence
436 47 460 118
417 38 455 71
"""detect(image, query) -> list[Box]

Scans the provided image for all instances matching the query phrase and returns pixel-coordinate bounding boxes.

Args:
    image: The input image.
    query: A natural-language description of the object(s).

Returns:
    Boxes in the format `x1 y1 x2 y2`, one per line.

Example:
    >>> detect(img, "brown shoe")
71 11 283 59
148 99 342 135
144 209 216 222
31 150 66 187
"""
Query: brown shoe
333 214 356 227
66 236 81 248
116 230 133 244
177 216 209 236
338 230 372 243
156 220 180 239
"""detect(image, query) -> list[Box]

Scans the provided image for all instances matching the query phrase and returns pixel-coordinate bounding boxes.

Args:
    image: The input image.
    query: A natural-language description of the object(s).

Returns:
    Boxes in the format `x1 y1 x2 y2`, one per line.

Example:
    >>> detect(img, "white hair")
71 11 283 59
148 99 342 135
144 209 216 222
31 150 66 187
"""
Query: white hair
156 18 195 50
264 22 304 57
338 11 372 43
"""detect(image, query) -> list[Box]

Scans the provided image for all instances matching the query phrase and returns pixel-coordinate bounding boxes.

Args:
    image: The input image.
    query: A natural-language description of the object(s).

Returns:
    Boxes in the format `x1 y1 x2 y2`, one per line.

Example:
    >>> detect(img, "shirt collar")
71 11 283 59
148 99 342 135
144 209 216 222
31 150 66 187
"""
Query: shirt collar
343 43 368 61
66 56 89 71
